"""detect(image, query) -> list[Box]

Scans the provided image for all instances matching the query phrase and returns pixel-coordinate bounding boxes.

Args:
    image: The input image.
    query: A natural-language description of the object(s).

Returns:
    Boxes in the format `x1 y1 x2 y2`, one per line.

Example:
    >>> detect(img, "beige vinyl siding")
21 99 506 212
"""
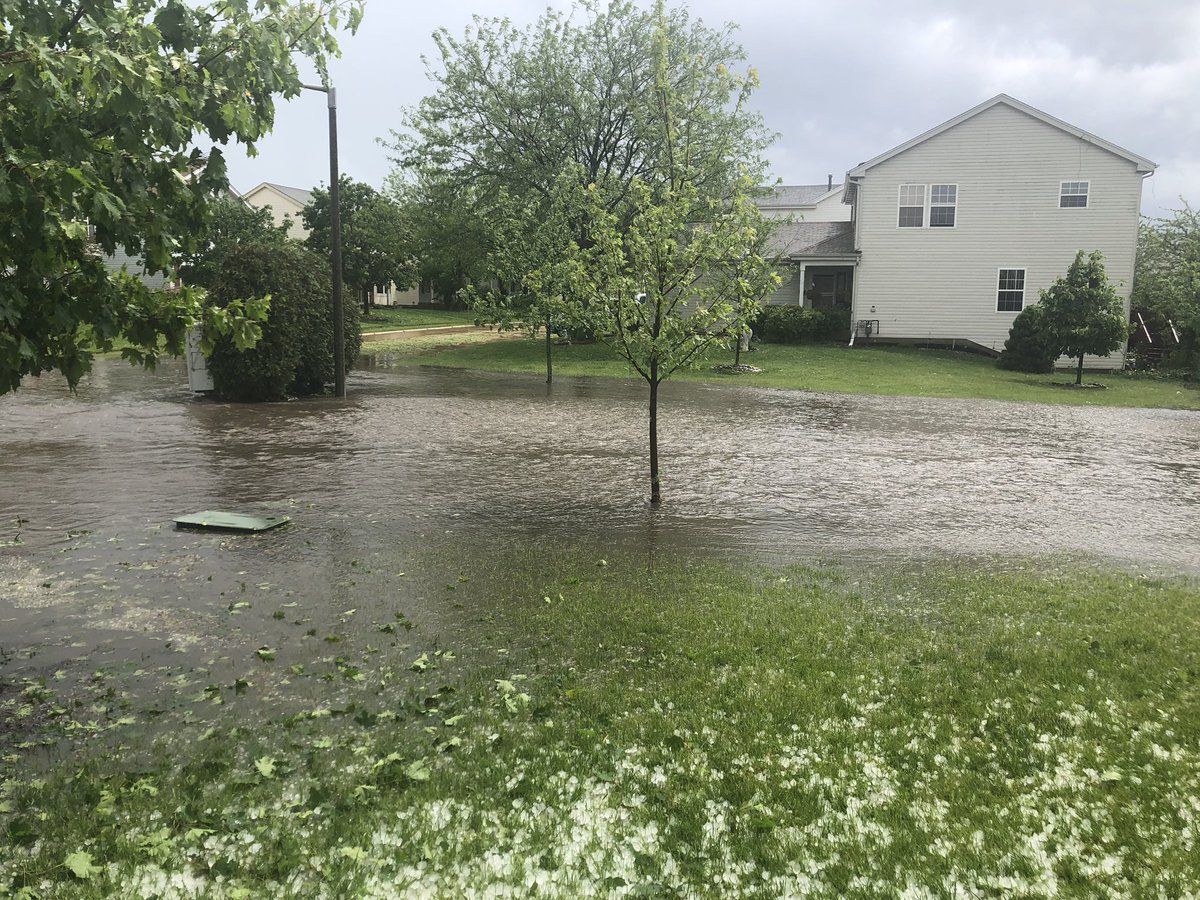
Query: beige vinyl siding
763 265 802 306
759 193 851 224
854 103 1144 367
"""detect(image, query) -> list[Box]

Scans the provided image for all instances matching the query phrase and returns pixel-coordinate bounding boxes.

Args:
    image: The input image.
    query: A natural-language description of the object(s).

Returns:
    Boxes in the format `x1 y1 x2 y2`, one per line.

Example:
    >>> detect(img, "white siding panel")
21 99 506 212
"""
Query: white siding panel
854 103 1144 366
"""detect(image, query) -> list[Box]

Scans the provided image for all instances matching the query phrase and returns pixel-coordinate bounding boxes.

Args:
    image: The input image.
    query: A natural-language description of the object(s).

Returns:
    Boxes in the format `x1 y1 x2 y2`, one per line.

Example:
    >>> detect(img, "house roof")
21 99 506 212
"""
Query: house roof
241 182 315 208
769 221 856 259
845 94 1157 179
758 183 843 208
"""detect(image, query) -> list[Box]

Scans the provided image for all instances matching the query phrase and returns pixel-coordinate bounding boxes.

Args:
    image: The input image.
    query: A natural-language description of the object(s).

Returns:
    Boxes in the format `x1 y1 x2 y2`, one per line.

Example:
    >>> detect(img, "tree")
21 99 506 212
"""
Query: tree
545 5 779 505
0 0 362 394
1131 203 1200 373
176 196 290 291
1039 250 1129 385
997 305 1057 374
206 243 361 401
393 0 773 381
303 176 418 316
563 177 779 504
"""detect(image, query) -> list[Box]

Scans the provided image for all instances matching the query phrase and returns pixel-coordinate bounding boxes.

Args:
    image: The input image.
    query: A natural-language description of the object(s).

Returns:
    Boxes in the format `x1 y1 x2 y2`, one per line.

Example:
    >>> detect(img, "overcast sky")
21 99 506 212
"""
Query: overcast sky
222 0 1199 218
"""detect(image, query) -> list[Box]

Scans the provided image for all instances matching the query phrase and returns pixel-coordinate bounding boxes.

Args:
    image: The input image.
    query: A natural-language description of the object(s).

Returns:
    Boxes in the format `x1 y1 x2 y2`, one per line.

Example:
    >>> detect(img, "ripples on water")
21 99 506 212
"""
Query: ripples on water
1 358 1198 674
2 358 1198 568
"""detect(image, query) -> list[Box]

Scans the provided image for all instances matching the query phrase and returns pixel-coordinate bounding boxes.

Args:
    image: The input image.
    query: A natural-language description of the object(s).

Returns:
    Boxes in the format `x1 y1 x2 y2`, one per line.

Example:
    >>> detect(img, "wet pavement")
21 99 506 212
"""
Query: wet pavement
1 357 1199 683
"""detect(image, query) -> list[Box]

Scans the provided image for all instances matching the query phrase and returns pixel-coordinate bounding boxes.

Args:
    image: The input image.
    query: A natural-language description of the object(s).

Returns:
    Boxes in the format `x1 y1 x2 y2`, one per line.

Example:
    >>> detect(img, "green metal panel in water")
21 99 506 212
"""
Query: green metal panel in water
174 511 290 532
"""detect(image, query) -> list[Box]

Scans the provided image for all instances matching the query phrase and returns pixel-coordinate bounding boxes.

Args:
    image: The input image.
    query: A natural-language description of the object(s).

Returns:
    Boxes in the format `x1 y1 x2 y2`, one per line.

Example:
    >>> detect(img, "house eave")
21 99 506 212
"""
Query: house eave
845 94 1157 177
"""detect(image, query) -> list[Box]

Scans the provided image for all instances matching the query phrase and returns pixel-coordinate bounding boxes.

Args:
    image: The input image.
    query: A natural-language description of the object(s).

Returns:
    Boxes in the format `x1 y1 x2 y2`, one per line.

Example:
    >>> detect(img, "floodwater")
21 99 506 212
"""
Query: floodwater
1 357 1199 681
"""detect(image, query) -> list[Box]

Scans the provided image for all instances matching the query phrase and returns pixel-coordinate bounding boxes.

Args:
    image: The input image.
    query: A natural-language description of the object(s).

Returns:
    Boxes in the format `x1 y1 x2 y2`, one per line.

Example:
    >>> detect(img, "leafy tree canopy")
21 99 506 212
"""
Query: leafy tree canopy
176 196 291 291
1131 203 1200 372
303 176 417 310
392 0 773 368
1039 250 1129 384
0 0 362 394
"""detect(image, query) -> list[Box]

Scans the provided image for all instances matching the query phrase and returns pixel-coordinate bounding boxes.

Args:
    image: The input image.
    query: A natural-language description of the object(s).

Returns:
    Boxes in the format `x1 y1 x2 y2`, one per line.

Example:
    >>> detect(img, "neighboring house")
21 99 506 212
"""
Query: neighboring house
100 244 175 290
240 180 421 307
759 181 857 310
240 181 314 240
763 95 1155 367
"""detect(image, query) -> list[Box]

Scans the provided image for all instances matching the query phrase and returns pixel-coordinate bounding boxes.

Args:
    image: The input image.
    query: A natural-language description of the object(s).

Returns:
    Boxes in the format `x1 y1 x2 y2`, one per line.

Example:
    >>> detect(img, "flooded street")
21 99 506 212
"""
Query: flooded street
2 357 1199 681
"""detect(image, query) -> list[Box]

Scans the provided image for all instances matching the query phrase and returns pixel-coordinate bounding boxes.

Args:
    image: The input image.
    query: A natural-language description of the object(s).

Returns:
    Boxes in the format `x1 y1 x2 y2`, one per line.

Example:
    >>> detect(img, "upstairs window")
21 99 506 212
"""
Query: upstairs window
930 184 957 227
1060 181 1089 208
997 268 1025 312
898 184 925 227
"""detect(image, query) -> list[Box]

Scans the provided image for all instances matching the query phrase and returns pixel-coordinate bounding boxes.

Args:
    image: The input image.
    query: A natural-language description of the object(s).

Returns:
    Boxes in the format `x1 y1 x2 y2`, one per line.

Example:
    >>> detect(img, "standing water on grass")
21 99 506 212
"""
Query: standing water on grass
1 358 1198 677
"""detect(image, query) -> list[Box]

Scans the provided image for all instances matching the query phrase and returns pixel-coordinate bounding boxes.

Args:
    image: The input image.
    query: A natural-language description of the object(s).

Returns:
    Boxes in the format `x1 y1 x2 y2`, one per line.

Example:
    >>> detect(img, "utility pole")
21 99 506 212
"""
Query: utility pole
302 83 346 398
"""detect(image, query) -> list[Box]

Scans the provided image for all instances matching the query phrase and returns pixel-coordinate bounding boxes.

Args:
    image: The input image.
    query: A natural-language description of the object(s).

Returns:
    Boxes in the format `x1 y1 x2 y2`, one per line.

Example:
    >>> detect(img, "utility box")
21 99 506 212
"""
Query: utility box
185 326 214 393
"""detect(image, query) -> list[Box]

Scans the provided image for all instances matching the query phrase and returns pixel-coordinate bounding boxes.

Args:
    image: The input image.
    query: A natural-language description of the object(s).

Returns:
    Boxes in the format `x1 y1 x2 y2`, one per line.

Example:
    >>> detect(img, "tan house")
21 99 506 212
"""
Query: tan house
239 181 421 307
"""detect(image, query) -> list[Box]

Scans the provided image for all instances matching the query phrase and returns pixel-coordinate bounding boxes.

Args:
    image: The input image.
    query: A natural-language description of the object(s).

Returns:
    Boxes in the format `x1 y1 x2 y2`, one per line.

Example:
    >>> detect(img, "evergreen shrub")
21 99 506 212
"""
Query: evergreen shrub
753 305 850 344
207 243 362 401
997 304 1057 374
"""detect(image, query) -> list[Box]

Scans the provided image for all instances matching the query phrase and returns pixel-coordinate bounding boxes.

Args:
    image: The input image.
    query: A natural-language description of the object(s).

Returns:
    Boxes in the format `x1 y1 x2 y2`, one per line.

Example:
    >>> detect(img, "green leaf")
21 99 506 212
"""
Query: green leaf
254 756 277 778
64 851 102 880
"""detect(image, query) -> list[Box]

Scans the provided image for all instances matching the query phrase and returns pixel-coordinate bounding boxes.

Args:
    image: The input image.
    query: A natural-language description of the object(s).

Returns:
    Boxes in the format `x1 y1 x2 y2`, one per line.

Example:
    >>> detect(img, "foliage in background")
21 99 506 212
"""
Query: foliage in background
997 304 1058 374
1132 203 1200 374
387 177 493 309
1038 250 1129 385
0 0 362 393
303 176 418 315
176 196 291 291
392 0 774 381
753 305 851 345
206 243 360 401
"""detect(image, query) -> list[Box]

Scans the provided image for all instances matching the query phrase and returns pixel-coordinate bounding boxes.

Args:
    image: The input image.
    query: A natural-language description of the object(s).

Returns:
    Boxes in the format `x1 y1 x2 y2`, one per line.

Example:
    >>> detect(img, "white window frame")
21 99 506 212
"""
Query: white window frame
897 184 925 228
929 183 957 228
996 267 1026 313
897 183 958 228
1059 180 1089 209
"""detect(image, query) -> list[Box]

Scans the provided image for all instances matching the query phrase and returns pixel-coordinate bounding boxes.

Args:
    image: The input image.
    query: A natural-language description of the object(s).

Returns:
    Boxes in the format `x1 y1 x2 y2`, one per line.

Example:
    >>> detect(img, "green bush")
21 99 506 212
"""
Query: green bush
753 305 850 344
207 243 362 401
997 304 1057 374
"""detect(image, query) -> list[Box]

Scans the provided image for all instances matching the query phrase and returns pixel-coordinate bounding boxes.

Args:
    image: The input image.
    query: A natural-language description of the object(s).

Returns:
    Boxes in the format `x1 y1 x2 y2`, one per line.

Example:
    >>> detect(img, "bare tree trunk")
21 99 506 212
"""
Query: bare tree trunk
649 362 661 506
734 333 742 366
361 285 370 317
545 316 553 384
1075 353 1084 385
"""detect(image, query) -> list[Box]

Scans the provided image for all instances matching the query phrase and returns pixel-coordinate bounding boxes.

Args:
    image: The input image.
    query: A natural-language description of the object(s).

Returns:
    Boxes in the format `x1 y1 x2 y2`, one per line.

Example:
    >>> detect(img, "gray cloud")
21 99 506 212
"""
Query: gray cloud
222 0 1198 216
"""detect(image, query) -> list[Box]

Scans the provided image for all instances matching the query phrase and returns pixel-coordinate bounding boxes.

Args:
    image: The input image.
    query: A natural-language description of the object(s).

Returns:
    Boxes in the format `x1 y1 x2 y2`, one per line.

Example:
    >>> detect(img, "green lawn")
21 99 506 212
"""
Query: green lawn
359 307 477 333
362 335 1200 410
3 550 1199 896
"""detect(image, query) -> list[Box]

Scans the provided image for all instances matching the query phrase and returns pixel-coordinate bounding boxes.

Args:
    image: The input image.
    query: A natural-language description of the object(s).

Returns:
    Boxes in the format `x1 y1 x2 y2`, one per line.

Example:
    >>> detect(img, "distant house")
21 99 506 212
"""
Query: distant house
759 180 857 311
239 181 314 240
763 95 1156 367
239 181 424 308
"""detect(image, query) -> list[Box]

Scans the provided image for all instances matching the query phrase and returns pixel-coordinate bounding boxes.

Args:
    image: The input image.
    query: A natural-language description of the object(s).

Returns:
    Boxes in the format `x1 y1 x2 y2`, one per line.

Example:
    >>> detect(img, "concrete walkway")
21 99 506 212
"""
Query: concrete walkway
360 325 516 342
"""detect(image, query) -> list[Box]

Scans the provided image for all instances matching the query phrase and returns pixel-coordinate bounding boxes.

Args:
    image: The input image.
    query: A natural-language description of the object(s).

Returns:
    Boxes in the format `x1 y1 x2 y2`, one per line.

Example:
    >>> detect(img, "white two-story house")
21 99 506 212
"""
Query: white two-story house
764 95 1156 367
845 94 1155 365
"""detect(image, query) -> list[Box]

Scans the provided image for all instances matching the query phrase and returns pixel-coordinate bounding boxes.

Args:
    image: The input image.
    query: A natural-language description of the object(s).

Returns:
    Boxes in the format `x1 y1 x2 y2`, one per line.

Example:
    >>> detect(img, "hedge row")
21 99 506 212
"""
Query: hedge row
752 305 851 344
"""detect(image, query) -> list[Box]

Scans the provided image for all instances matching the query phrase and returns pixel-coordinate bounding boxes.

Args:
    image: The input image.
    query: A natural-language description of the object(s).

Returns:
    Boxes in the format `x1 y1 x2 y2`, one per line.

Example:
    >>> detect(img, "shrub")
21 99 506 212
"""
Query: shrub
997 304 1057 373
753 305 850 344
207 243 362 401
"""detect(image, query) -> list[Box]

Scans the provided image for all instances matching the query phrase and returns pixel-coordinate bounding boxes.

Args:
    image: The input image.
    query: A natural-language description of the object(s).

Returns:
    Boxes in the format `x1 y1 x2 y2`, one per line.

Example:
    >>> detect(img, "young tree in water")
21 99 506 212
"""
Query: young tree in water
549 5 780 505
393 0 772 382
0 0 362 394
1039 250 1129 385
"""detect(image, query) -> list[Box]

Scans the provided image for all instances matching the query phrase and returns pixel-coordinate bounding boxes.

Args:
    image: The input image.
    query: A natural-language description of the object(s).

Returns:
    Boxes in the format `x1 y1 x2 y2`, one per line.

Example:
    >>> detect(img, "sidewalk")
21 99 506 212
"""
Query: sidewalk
360 325 515 342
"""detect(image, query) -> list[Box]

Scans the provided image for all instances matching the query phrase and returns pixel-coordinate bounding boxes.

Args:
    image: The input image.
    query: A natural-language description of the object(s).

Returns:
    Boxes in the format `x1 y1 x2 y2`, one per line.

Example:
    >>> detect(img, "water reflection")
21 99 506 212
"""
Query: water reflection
3 359 1199 570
